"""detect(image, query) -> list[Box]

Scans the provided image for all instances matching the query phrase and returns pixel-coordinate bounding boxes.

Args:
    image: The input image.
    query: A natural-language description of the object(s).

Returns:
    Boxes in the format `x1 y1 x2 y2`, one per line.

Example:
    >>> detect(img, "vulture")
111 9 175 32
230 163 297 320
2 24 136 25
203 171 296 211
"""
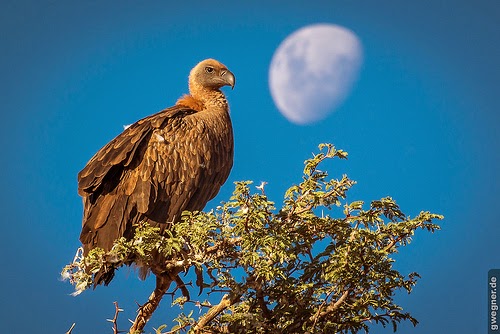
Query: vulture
78 59 235 284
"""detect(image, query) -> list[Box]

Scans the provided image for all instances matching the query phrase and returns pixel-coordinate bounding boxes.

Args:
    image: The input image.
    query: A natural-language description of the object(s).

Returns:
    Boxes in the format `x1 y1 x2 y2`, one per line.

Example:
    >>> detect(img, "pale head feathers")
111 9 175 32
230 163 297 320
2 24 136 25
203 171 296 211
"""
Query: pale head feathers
177 59 235 111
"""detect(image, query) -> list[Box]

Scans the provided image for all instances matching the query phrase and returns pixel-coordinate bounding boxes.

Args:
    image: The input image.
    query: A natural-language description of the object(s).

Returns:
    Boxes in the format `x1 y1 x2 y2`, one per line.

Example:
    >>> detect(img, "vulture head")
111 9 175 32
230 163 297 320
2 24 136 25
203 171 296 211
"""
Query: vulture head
189 59 235 92
177 59 235 111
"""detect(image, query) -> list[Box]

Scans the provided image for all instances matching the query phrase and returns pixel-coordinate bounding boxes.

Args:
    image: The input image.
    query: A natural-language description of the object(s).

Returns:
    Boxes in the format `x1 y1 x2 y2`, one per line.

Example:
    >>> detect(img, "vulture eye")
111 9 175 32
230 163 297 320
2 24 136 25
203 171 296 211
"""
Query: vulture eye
205 66 214 73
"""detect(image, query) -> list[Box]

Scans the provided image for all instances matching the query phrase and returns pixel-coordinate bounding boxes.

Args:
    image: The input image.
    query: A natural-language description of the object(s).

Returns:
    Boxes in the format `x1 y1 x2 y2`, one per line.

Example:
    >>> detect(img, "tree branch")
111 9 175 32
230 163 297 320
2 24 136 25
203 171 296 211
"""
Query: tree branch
192 293 240 333
325 289 350 314
129 275 174 333
256 286 272 321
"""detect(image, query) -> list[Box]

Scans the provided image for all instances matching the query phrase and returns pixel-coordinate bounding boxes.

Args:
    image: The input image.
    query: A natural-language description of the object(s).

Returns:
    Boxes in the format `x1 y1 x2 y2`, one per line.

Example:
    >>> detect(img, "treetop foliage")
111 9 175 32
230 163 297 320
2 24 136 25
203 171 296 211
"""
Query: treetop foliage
62 143 442 333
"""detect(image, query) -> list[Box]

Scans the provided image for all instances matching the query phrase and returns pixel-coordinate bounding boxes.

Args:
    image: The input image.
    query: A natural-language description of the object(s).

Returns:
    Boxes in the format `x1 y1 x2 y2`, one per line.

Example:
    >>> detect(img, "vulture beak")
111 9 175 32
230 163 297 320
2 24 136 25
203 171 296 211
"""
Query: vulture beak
221 70 235 90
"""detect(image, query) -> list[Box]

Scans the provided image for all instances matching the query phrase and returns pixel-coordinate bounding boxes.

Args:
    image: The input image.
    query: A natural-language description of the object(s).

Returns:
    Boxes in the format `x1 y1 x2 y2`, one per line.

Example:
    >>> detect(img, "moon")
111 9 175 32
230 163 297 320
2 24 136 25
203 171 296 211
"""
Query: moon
269 24 363 125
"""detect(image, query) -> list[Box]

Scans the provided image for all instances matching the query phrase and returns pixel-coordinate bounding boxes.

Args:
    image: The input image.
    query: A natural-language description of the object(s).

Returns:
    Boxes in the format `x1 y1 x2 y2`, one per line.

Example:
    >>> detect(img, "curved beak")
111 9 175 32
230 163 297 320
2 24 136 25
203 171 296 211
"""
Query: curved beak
221 69 235 90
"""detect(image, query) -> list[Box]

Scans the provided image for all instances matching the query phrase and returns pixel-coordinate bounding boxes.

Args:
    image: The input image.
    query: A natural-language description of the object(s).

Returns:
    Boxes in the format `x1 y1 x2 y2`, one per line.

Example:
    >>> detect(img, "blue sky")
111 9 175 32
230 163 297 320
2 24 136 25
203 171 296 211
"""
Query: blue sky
1 1 498 333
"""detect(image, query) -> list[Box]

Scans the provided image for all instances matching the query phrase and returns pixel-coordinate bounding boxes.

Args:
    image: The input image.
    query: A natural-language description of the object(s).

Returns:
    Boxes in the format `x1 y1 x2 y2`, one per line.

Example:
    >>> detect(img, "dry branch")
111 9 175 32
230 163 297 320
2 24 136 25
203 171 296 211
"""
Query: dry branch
129 275 174 333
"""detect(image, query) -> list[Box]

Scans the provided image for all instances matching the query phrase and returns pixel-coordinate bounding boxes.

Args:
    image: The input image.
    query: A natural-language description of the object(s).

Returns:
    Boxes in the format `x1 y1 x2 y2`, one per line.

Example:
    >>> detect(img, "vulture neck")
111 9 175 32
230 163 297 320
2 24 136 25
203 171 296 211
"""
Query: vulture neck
176 84 229 112
176 83 228 113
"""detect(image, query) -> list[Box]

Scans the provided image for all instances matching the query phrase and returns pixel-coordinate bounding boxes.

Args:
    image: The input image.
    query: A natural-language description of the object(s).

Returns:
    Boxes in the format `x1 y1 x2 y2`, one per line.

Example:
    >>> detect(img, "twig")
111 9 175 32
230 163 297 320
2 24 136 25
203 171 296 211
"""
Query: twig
185 300 213 309
163 321 191 334
310 291 334 328
207 289 231 295
65 323 76 334
319 289 350 318
383 222 424 252
173 274 191 300
107 301 124 334
205 237 242 255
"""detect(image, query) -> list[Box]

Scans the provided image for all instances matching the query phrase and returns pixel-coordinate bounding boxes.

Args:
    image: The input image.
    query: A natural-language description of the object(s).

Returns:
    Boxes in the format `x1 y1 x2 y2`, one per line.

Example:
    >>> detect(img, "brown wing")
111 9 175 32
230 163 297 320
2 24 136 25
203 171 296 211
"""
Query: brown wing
78 106 196 253
78 104 234 256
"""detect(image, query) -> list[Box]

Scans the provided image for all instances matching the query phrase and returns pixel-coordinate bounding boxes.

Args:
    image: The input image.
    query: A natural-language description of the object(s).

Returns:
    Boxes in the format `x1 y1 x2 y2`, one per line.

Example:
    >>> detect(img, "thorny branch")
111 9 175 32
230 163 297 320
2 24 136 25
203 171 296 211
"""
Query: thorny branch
129 274 176 333
107 301 124 334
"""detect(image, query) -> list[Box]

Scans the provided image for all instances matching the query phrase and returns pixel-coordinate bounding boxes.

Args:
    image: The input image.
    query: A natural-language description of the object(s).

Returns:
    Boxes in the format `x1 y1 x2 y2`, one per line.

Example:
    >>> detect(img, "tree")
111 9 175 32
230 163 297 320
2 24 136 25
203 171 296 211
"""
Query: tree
62 143 442 333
